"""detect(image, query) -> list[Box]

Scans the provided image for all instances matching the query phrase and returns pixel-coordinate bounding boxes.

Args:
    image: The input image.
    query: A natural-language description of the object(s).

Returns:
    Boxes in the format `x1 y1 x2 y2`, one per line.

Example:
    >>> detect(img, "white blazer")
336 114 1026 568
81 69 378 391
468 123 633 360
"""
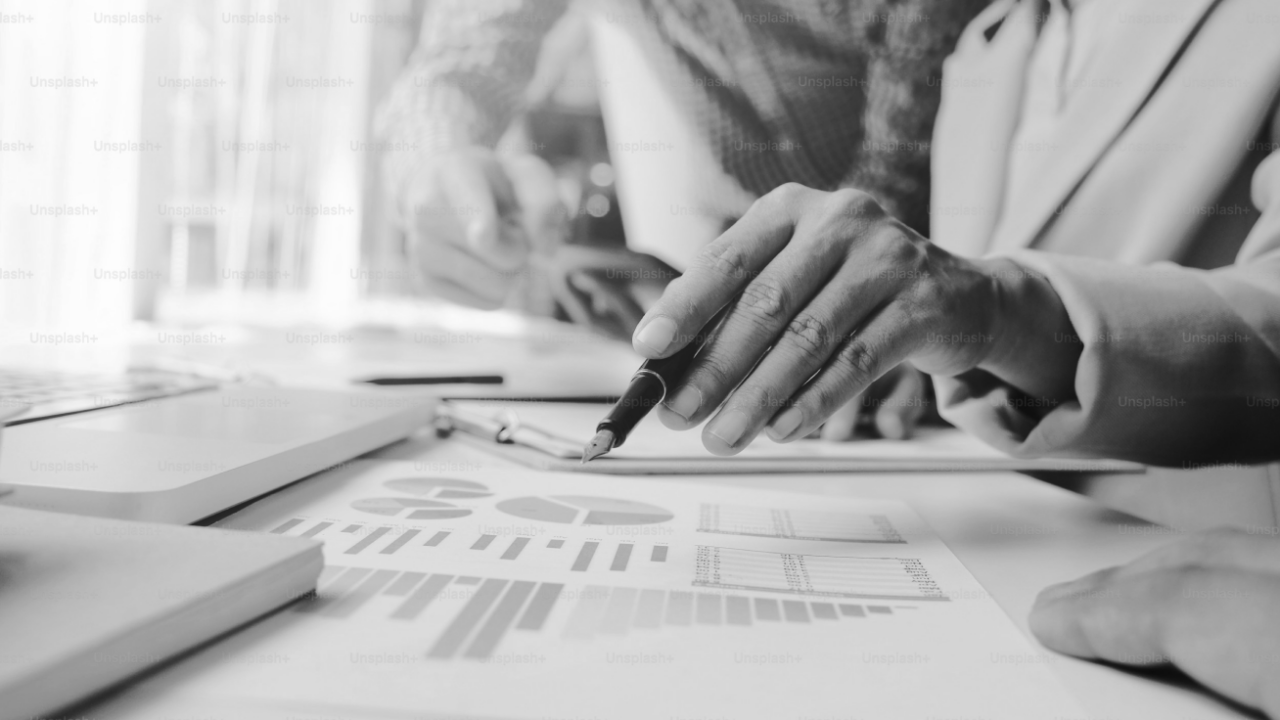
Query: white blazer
929 0 1280 528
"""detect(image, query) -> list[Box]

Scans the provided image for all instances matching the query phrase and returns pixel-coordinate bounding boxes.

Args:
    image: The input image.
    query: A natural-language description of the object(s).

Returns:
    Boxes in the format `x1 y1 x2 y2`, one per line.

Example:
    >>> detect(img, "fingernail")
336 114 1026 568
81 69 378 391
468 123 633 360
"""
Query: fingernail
634 316 677 355
768 407 803 441
666 385 702 420
708 409 751 449
877 413 905 440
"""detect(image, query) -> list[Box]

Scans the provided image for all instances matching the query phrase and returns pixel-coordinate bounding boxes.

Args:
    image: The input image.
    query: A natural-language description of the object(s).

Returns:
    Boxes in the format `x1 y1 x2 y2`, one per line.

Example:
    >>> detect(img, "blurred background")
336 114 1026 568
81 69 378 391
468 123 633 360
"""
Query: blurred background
0 0 622 330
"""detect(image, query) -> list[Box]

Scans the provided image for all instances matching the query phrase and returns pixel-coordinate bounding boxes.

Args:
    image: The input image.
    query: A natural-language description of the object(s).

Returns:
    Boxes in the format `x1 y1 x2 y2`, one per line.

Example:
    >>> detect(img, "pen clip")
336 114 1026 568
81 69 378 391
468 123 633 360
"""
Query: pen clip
435 402 507 442
493 409 522 444
436 402 583 459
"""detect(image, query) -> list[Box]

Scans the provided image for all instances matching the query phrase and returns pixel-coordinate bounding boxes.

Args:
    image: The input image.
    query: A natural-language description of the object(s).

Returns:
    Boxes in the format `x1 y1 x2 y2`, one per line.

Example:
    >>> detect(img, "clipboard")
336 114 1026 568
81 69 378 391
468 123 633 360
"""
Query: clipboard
434 401 1145 475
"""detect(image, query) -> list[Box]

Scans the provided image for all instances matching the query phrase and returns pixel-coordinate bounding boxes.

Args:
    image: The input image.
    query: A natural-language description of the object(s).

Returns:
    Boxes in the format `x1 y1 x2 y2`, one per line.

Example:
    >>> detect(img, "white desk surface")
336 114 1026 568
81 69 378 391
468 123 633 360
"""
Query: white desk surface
45 316 1250 720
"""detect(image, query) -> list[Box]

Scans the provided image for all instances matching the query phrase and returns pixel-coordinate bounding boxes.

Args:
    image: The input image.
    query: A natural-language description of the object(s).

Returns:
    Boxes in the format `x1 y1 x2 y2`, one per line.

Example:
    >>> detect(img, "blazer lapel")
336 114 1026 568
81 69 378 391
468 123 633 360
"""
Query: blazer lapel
929 0 1036 258
989 0 1221 253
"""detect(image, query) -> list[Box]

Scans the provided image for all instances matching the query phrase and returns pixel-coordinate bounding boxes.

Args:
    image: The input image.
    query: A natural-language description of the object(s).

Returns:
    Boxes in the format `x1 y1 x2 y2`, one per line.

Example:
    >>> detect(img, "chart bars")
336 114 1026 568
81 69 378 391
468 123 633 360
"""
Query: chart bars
811 602 839 620
345 526 391 555
266 520 666 574
463 580 536 659
633 589 664 629
384 572 426 597
296 567 370 614
840 604 866 617
300 566 907 662
500 537 531 560
390 574 453 621
428 579 508 658
300 521 332 538
754 598 781 622
610 543 633 571
665 591 693 626
270 518 304 534
599 587 638 635
380 529 420 555
695 593 722 625
515 583 563 631
571 541 598 572
782 600 810 623
319 569 398 619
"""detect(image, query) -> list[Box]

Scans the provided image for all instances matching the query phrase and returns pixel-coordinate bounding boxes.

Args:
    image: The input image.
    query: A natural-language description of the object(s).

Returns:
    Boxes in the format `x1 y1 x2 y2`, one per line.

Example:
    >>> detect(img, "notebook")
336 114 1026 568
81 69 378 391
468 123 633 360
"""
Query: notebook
0 505 322 720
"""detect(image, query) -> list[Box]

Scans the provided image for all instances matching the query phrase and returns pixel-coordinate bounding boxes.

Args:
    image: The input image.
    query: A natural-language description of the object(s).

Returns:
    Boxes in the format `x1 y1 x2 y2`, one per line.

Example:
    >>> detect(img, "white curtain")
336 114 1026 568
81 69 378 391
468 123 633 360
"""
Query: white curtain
0 0 148 336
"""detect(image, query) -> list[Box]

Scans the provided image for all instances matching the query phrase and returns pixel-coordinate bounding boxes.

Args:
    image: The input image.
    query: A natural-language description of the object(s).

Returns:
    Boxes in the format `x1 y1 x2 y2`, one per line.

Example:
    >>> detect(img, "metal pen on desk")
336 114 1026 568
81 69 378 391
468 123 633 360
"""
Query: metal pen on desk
581 309 729 463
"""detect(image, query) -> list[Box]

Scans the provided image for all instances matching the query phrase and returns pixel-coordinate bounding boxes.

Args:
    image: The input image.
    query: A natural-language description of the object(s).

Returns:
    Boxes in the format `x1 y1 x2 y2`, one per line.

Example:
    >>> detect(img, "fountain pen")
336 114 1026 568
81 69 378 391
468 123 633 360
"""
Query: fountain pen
581 311 728 463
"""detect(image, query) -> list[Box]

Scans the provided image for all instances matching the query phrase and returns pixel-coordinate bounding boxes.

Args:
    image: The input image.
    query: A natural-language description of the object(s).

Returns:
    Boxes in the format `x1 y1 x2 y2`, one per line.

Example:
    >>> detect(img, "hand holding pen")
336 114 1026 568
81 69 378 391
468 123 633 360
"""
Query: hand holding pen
589 184 1052 459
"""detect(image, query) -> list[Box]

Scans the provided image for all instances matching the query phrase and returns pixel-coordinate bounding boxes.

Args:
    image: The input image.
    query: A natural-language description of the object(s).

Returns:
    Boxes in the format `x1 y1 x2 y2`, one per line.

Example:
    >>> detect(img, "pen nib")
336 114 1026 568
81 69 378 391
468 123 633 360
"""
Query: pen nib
581 429 616 464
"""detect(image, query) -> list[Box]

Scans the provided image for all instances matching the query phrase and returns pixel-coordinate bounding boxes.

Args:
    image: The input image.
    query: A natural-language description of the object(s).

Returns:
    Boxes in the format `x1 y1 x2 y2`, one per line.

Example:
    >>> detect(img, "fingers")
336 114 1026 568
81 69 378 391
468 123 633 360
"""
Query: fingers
1106 528 1280 580
806 366 925 442
761 298 924 446
818 394 863 442
633 185 966 455
410 235 509 309
1031 566 1280 717
500 154 567 255
405 149 539 308
874 365 926 440
1029 566 1167 664
689 262 896 450
659 229 877 432
632 183 810 359
438 151 527 272
657 193 902 437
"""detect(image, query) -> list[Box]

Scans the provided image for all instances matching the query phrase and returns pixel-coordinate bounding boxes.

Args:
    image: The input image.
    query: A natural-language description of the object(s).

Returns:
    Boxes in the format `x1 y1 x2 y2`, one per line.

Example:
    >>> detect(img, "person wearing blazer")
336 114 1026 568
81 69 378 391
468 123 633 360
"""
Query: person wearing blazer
625 0 1280 713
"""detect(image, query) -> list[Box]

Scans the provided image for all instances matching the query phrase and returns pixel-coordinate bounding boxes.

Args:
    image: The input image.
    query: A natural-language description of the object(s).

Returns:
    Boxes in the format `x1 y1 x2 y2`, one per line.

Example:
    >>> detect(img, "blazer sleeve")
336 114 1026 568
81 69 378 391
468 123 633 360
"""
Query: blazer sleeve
933 150 1280 466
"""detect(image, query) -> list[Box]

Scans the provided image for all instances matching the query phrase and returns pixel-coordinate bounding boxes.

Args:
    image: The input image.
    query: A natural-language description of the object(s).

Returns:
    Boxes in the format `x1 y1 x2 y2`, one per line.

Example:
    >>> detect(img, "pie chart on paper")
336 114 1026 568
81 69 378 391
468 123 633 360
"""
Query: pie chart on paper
496 495 674 526
351 497 472 520
383 477 492 500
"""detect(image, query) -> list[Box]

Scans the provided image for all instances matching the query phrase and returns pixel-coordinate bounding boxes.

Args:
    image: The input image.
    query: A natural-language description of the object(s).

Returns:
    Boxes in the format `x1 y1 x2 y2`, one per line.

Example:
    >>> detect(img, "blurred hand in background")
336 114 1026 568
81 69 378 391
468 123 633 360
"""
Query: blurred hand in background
403 147 568 310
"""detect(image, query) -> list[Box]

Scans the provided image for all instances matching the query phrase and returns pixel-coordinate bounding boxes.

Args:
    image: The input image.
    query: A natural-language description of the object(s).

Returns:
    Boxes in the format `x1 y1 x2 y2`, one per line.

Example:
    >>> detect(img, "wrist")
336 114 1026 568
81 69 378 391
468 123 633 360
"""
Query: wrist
972 257 1081 405
971 257 1023 372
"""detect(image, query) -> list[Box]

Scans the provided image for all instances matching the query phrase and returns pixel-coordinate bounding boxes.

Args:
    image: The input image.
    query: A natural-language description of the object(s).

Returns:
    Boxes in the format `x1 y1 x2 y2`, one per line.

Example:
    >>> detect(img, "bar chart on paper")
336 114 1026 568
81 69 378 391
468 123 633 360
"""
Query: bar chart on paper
287 562 920 662
266 514 943 663
193 462 1092 720
259 480 945 663
270 516 672 573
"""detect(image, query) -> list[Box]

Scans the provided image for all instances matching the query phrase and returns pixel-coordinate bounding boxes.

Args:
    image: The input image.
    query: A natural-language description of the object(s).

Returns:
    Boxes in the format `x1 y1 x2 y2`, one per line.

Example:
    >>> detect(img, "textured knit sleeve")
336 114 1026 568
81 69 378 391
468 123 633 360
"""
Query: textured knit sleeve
374 0 569 205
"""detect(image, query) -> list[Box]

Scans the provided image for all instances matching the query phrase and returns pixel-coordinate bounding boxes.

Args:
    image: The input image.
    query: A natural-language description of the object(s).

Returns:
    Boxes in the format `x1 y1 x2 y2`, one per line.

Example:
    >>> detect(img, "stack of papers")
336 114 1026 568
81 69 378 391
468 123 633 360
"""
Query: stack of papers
83 459 1089 719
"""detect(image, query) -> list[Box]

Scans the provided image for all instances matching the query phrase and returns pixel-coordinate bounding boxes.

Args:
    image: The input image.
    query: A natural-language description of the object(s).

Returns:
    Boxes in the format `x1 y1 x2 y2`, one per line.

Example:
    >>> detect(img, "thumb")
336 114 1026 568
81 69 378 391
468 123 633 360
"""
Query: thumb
500 153 567 255
443 153 526 272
